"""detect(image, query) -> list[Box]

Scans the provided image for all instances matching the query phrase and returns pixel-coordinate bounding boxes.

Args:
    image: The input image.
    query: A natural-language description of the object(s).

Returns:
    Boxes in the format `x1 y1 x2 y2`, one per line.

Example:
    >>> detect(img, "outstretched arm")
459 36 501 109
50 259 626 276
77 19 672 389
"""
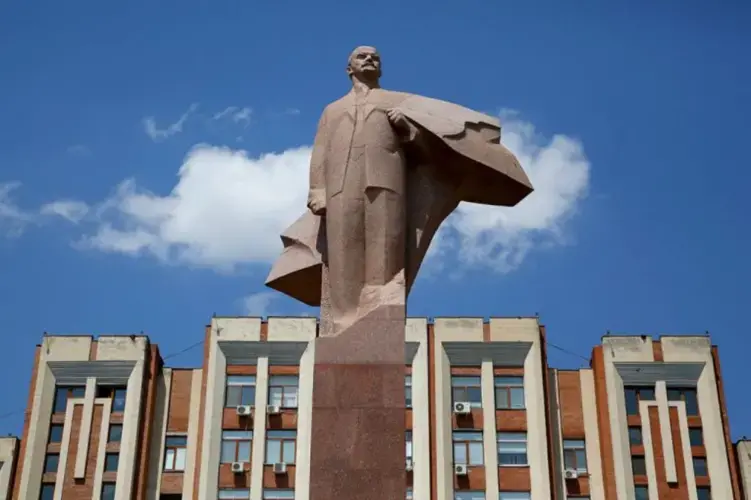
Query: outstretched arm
307 110 328 215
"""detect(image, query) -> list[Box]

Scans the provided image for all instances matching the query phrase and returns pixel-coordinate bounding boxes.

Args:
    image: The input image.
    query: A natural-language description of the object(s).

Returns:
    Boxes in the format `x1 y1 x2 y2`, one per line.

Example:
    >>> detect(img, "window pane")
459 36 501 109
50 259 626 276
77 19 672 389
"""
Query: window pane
219 489 251 499
48 425 64 444
634 485 649 500
696 486 711 500
263 489 295 500
693 457 708 477
632 456 646 475
237 441 251 462
44 454 59 473
510 387 525 409
564 439 585 449
282 440 296 463
53 388 68 413
499 493 531 500
220 442 235 464
453 443 467 464
174 448 187 471
101 483 116 500
105 453 119 472
225 386 241 407
468 442 484 465
112 389 127 412
495 376 523 387
667 389 681 401
405 386 412 408
266 440 281 463
269 375 298 386
223 431 253 440
227 375 256 386
454 431 483 441
640 388 655 400
165 436 187 447
164 449 176 470
282 387 299 408
684 390 699 416
467 387 482 405
575 449 588 471
625 389 638 415
108 424 122 443
628 427 642 445
689 428 703 446
268 387 283 407
241 386 256 405
455 492 485 500
40 484 55 500
71 387 86 398
452 376 481 387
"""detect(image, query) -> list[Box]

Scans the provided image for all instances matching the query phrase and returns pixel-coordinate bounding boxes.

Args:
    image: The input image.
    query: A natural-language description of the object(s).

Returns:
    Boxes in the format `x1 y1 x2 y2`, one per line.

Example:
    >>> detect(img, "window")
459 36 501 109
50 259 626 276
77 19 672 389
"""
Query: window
689 428 703 446
225 376 256 407
268 376 299 408
221 431 252 463
406 431 413 460
634 485 649 500
566 497 590 500
43 454 59 473
164 436 187 471
495 376 524 409
453 431 484 466
48 424 64 444
101 483 116 500
498 433 528 466
108 424 123 443
219 490 251 499
455 492 485 500
262 489 295 499
406 487 413 500
266 430 296 464
40 484 55 500
104 453 119 472
696 486 711 500
405 375 412 408
693 457 708 477
53 386 85 413
631 455 646 475
667 387 699 416
499 493 531 500
563 440 587 473
97 386 127 413
628 427 642 445
451 376 482 408
624 386 655 415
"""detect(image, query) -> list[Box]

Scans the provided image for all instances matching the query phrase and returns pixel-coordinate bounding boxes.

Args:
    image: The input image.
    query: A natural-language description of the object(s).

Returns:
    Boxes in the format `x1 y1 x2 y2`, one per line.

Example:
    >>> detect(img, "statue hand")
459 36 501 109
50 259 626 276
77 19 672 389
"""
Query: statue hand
307 195 327 216
387 108 409 132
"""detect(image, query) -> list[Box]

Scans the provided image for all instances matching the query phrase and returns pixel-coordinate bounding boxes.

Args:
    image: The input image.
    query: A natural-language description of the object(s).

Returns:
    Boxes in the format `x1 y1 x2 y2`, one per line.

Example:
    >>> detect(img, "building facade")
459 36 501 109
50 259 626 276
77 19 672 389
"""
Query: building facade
1 317 748 500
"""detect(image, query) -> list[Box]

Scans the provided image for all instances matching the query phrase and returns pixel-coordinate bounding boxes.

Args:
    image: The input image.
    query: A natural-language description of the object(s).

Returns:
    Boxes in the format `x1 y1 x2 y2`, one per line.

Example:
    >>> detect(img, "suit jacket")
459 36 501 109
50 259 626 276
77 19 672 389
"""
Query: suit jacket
269 92 534 307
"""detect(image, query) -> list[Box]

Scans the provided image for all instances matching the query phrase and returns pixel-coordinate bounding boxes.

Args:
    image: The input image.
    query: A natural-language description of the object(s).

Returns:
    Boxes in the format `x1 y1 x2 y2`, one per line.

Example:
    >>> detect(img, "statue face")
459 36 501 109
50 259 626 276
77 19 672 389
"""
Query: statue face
347 46 381 80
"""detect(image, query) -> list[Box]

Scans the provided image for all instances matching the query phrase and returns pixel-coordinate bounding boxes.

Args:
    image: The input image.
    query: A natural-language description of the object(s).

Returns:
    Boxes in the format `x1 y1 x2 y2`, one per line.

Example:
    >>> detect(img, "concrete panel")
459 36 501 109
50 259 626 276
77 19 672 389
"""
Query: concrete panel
44 336 92 361
267 318 317 341
548 370 565 500
654 381 677 483
53 399 79 500
96 336 148 361
579 370 605 500
74 377 97 479
183 369 203 500
409 319 430 500
737 441 751 500
91 398 113 500
213 317 262 341
487 317 539 341
294 343 315 500
145 369 172 500
0 437 18 500
116 357 146 500
639 400 659 500
481 361 499 499
250 357 269 500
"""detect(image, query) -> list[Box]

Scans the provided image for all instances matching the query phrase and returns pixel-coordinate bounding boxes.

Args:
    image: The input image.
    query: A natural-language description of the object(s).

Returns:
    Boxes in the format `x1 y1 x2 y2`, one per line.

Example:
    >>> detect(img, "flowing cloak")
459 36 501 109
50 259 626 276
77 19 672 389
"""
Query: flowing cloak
265 94 534 306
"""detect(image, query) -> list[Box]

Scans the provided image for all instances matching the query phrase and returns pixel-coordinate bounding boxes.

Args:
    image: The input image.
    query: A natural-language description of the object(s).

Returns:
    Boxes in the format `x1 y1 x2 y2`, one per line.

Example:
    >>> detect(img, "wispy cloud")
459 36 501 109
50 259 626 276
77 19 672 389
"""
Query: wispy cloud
213 106 252 127
143 103 199 142
0 182 34 237
66 144 91 156
39 200 89 224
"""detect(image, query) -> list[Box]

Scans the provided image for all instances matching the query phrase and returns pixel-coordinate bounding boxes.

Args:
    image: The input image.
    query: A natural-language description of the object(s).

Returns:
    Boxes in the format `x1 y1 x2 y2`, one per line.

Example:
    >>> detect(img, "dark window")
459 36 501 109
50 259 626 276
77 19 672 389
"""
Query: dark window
634 485 649 500
624 386 655 415
494 376 524 409
667 388 699 416
108 424 123 443
39 484 55 500
43 454 59 473
101 483 116 500
164 436 188 471
696 486 711 500
405 375 412 408
225 376 256 407
693 457 708 477
563 440 587 473
53 386 85 413
104 453 119 472
97 386 127 413
48 424 64 444
160 496 183 500
628 427 643 445
451 376 482 408
631 455 647 475
689 428 703 446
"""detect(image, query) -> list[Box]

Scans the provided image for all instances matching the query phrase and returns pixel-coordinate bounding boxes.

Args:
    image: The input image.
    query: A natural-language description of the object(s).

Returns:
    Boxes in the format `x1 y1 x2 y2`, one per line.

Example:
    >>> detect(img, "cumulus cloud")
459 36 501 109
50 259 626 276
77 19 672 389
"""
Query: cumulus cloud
59 113 589 273
241 291 278 316
143 103 199 142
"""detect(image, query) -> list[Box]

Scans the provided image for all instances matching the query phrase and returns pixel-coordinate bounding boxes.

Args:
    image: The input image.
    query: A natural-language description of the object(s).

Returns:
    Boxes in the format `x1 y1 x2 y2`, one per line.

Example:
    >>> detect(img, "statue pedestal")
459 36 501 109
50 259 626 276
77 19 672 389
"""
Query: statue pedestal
309 305 407 500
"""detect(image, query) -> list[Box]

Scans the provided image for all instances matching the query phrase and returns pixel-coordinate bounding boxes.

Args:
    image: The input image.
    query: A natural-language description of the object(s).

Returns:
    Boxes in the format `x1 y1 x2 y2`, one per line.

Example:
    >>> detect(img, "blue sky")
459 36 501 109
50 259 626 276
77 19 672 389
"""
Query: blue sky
1 1 750 438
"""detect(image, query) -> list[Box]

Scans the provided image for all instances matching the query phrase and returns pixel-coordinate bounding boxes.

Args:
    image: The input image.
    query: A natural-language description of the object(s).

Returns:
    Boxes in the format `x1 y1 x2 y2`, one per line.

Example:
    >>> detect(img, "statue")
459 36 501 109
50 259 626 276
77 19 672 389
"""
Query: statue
266 46 533 335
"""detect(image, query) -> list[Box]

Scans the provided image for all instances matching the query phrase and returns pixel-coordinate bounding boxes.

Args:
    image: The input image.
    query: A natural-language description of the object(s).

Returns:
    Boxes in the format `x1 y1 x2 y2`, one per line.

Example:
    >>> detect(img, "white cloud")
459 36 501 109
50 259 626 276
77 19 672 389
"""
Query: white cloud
213 106 252 127
65 114 590 274
39 200 89 223
143 103 199 142
0 182 34 236
241 291 278 316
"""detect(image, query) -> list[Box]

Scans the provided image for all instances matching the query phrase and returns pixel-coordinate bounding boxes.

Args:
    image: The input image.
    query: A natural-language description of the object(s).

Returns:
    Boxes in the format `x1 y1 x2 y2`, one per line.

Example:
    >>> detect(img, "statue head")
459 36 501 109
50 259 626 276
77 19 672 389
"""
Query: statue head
346 46 381 84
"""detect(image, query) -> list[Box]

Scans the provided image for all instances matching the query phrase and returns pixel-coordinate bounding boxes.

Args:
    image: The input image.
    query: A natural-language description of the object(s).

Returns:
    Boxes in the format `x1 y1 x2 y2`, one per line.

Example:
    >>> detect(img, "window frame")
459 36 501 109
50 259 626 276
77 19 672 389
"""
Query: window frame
262 489 295 500
406 431 413 460
104 452 119 473
97 386 128 413
693 457 708 477
265 430 297 464
634 485 649 500
163 435 188 472
101 483 116 500
452 431 484 466
48 424 64 444
628 426 643 446
499 493 531 500
631 455 647 476
43 453 59 473
696 486 711 500
405 375 412 409
624 386 655 416
667 387 699 416
267 375 300 409
563 439 588 473
220 431 253 464
225 375 257 408
451 375 482 408
39 484 56 500
497 432 528 466
688 427 703 446
494 376 524 410
53 386 85 413
219 489 252 499
107 424 123 443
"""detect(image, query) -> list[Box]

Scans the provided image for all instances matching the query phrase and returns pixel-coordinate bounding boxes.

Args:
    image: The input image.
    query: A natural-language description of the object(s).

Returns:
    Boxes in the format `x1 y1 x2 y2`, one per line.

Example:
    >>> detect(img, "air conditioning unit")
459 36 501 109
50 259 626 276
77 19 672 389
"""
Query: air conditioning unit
454 464 468 476
231 462 245 474
564 468 578 479
267 404 281 415
236 405 252 416
453 401 471 414
273 462 287 474
406 458 414 471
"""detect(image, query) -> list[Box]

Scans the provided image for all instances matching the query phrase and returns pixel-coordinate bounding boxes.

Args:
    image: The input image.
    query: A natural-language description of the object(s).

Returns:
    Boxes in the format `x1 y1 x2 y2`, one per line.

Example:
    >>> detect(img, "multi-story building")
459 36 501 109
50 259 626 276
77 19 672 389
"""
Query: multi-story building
0 316 748 500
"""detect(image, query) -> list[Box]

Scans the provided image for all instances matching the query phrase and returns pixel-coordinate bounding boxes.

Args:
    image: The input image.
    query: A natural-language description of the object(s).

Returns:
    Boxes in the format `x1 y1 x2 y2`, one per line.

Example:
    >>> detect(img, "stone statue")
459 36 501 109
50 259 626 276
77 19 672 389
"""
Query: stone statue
266 45 533 336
